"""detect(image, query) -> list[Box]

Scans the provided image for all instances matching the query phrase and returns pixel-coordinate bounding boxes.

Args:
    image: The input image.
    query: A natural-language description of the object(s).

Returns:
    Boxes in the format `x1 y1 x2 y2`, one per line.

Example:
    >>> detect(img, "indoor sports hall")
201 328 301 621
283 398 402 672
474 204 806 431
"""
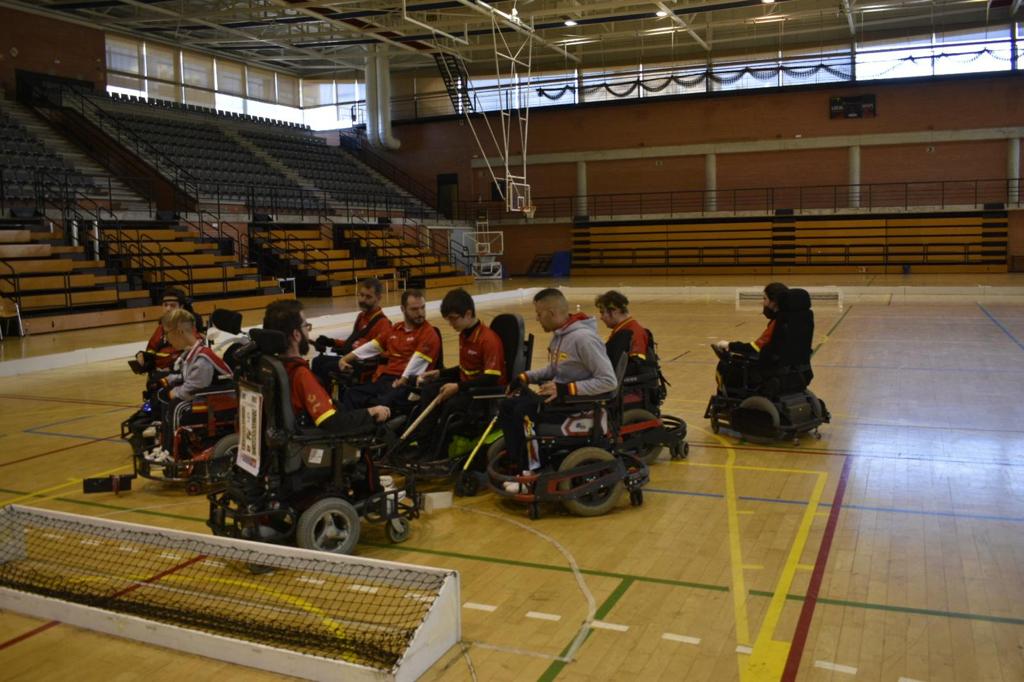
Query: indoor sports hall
0 2 1022 681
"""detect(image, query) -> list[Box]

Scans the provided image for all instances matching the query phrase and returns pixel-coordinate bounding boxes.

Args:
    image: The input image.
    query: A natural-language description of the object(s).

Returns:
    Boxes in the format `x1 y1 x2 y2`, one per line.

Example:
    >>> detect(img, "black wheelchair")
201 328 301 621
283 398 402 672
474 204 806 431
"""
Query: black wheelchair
207 328 420 554
485 355 650 520
611 328 688 465
704 288 830 443
378 313 535 498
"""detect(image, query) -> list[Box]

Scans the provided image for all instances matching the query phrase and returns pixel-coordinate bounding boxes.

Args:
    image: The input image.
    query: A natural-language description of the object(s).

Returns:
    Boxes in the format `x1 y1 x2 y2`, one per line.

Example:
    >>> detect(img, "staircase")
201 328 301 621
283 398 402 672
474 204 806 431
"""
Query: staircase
342 225 474 291
0 96 151 216
249 221 395 297
434 53 474 113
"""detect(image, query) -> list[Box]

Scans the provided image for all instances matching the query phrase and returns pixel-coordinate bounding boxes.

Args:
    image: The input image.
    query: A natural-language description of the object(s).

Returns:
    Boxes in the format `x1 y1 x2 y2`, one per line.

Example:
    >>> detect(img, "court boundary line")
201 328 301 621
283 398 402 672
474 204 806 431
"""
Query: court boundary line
1 487 1020 627
977 303 1024 351
781 455 852 681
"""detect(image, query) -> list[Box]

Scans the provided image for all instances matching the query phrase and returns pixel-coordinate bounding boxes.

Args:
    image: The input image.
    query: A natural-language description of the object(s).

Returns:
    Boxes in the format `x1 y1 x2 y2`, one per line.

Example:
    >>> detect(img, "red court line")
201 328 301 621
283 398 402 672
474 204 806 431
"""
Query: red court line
0 621 60 651
781 454 853 682
0 434 122 468
0 394 136 408
0 554 206 650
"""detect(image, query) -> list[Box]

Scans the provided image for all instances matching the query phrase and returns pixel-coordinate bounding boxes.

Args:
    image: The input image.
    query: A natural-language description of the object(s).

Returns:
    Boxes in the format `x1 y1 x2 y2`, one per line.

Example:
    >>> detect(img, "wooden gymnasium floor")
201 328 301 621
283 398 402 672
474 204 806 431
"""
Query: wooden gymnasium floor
1 274 1023 681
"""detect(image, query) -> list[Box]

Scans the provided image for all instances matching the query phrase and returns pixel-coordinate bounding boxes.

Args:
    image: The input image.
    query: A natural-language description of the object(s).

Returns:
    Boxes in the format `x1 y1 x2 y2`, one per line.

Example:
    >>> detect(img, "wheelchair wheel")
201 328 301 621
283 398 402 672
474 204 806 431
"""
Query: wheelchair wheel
486 437 518 475
737 396 780 429
386 517 411 543
621 408 662 465
557 447 624 517
454 470 480 497
296 497 361 555
806 391 824 420
209 433 239 482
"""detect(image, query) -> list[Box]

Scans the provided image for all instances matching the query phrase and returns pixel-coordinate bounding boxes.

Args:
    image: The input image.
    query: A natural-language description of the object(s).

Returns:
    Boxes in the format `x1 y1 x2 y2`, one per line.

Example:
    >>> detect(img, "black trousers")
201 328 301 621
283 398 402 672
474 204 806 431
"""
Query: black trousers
497 391 566 471
340 374 417 413
411 385 476 460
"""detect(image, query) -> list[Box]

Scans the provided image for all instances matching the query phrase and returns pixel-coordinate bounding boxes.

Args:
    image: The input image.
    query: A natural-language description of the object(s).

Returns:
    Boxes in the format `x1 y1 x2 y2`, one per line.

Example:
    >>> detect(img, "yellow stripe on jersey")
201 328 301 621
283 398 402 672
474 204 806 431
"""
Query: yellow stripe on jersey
314 408 337 426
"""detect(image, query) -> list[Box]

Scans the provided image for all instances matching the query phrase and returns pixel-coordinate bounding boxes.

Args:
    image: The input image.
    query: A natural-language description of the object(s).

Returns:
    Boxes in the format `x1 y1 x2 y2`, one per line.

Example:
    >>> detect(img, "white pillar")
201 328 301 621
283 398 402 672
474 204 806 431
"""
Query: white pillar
704 153 717 212
848 145 861 209
1008 137 1020 205
575 160 588 218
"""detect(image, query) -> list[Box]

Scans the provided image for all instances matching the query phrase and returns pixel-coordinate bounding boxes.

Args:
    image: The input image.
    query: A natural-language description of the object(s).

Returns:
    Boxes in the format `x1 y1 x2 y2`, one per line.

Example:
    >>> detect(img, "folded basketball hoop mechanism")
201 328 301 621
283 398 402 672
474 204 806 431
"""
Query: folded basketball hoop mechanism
431 1 537 217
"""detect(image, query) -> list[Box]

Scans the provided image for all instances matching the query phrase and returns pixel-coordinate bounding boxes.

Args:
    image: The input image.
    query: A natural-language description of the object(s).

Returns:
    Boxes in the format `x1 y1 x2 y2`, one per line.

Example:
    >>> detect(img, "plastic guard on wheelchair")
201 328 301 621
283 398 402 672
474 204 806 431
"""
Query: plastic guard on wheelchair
486 355 653 520
207 328 421 554
123 383 239 493
704 288 831 442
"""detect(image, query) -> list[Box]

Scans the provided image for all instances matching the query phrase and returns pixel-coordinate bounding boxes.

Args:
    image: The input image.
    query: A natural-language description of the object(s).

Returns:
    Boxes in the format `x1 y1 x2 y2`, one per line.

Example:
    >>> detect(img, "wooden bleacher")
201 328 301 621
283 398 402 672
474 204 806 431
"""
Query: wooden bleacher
345 227 474 291
0 215 148 315
249 222 397 298
573 210 1008 275
101 218 281 299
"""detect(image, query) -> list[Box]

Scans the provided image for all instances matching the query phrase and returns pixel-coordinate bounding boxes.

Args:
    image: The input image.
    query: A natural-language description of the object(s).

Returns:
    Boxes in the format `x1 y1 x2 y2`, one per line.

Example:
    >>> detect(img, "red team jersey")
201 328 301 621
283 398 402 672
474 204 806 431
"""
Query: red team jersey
458 322 506 384
283 357 336 426
369 321 441 379
607 317 650 359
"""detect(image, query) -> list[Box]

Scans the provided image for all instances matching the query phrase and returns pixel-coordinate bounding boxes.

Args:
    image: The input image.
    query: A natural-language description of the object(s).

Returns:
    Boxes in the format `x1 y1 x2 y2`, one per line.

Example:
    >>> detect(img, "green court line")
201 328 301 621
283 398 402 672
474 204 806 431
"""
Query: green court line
538 577 635 682
4 488 1021 628
759 591 1024 626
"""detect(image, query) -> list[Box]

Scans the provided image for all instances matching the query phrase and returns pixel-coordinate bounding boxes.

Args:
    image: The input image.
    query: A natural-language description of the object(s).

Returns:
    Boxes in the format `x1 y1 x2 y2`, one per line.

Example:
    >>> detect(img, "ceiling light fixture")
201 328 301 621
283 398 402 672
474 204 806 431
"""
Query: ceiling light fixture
656 10 669 16
564 18 578 26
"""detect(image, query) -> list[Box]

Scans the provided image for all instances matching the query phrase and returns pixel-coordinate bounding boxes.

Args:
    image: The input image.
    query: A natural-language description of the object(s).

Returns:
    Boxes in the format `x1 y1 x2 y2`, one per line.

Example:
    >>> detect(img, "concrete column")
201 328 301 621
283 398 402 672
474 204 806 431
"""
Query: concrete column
704 153 717 212
1009 138 1020 205
848 145 861 209
575 160 588 218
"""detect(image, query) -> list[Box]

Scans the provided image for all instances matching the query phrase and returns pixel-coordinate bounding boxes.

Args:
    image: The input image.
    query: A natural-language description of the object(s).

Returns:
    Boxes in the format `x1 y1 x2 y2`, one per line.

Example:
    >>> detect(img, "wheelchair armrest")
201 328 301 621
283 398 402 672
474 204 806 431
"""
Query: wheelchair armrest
562 391 616 404
468 387 507 399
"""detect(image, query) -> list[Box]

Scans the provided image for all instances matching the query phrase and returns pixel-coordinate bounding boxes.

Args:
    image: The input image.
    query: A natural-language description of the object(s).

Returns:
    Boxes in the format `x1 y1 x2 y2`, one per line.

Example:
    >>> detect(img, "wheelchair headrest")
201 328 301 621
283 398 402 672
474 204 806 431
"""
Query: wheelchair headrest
250 327 288 355
780 288 811 313
490 313 525 375
210 308 243 335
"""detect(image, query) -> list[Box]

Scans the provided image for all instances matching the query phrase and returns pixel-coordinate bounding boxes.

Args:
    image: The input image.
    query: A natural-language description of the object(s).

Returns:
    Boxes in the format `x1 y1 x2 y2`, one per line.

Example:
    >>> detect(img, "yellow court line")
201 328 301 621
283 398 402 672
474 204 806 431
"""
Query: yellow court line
0 464 131 507
724 444 752 647
742 469 828 682
684 460 827 477
689 424 832 681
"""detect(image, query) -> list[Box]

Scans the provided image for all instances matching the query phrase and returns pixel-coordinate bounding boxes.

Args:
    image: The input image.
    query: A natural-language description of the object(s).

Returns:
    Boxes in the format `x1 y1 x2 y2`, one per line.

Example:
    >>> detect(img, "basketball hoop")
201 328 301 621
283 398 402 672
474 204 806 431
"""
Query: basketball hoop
433 2 537 216
523 204 537 219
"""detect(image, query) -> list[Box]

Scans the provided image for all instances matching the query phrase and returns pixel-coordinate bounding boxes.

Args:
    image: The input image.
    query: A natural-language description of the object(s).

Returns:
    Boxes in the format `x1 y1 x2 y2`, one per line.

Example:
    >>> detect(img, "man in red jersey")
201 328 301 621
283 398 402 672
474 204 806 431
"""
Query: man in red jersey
337 289 441 412
311 278 391 387
262 299 389 431
413 288 506 459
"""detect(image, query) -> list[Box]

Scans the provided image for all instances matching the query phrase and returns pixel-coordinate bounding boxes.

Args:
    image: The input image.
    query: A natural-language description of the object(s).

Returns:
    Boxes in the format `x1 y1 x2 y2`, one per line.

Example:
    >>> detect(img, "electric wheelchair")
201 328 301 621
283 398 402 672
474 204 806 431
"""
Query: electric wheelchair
122 309 246 494
207 328 420 554
704 288 830 442
485 354 650 519
608 327 689 465
378 313 534 498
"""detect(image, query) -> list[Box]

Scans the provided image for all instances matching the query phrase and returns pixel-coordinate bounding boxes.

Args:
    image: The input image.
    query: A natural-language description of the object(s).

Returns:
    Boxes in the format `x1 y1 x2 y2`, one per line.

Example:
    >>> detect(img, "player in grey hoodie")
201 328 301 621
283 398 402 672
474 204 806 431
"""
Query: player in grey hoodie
499 288 617 478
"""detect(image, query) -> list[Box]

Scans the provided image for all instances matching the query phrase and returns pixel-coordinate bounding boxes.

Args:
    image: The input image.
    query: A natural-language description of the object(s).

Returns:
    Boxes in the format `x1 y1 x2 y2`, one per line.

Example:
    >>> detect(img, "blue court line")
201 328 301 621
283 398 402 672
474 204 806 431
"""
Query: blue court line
646 487 1024 523
977 304 1024 352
